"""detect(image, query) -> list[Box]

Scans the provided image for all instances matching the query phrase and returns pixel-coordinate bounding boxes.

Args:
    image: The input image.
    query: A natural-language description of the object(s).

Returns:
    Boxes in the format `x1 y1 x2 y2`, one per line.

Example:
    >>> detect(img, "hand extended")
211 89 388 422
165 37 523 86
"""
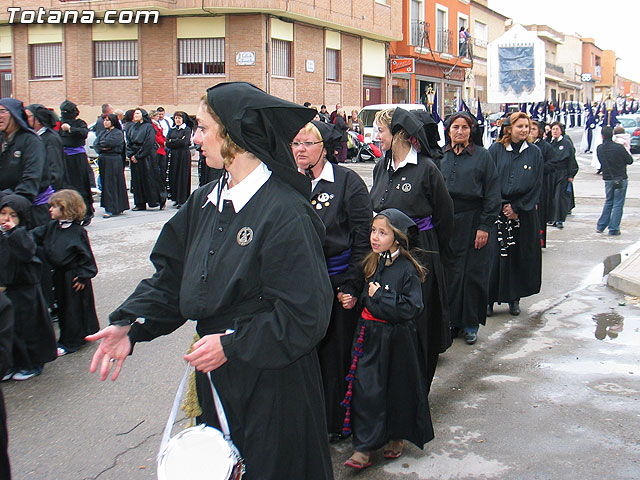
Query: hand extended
368 281 381 297
86 325 132 381
183 334 227 373
72 276 85 292
475 229 489 249
337 292 356 310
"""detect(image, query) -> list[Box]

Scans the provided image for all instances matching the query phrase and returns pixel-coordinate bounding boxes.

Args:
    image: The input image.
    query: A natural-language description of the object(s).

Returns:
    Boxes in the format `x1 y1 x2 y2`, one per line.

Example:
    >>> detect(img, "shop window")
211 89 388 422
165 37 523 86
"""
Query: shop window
272 39 291 77
179 38 225 75
31 43 62 79
326 48 340 81
94 40 138 78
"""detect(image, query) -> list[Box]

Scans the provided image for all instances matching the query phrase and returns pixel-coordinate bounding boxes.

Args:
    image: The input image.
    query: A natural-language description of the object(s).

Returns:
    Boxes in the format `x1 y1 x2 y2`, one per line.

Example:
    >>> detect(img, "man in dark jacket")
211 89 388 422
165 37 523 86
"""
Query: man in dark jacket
596 126 634 235
0 98 47 225
25 104 65 192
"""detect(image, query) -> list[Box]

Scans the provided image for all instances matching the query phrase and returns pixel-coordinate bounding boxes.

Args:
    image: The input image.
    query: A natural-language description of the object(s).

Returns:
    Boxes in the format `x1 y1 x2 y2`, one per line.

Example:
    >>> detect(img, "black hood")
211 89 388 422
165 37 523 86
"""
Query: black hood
444 111 484 147
0 194 33 229
104 113 122 130
311 120 341 164
0 98 31 132
60 100 80 121
206 82 317 198
173 111 194 131
391 108 434 158
376 208 418 250
26 103 59 129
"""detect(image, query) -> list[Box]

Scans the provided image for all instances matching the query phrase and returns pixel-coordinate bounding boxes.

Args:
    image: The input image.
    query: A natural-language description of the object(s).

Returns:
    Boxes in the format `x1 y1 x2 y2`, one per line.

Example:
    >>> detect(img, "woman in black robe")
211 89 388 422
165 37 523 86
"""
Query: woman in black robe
292 120 372 441
87 82 334 480
531 121 558 247
93 114 129 217
440 113 500 345
0 195 56 380
59 100 94 225
369 107 454 392
126 109 162 211
487 112 543 316
166 111 193 208
548 122 578 229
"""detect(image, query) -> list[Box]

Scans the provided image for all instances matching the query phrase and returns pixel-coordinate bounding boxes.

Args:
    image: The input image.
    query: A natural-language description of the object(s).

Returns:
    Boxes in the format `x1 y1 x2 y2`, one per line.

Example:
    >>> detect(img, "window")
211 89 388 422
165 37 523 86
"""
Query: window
179 38 225 75
31 43 62 79
410 0 422 46
271 39 291 77
474 21 487 47
326 48 339 81
94 40 138 77
435 8 448 53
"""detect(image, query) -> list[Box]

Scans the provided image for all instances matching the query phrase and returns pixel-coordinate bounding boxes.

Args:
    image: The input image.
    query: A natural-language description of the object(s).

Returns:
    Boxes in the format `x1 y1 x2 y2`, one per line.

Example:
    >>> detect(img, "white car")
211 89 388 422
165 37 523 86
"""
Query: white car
358 103 426 144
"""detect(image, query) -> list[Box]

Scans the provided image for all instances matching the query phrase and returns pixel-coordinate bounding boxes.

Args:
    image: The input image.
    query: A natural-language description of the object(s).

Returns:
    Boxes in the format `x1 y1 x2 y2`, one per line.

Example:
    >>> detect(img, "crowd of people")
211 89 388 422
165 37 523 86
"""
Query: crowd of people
0 85 634 479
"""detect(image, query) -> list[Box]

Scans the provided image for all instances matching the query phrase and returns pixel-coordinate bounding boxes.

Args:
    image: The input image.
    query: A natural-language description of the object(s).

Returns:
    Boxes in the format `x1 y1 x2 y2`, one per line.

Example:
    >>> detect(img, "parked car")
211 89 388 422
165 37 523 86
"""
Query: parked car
85 121 98 159
358 103 426 144
616 114 640 153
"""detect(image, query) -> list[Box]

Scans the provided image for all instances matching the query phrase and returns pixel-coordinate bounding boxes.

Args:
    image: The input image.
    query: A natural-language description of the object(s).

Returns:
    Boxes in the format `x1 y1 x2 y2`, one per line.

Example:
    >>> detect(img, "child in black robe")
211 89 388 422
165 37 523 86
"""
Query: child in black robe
32 189 99 356
0 195 57 380
341 208 434 470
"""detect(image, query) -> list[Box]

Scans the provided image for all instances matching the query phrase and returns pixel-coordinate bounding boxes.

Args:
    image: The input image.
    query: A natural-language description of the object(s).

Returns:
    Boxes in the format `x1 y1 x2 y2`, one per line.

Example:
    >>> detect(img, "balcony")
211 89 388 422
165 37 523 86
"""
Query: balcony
410 19 428 47
435 28 453 55
546 62 564 74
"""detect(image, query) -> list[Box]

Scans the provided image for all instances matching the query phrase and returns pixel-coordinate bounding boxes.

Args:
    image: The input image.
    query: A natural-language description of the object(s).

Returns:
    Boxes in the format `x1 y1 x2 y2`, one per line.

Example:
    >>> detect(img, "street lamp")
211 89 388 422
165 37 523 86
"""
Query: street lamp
425 86 435 108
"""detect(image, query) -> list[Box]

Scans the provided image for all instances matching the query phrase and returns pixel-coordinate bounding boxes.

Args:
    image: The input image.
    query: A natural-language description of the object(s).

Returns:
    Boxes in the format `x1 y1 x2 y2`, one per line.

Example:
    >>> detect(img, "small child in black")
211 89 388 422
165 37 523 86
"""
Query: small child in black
0 194 57 380
32 189 99 356
341 209 434 470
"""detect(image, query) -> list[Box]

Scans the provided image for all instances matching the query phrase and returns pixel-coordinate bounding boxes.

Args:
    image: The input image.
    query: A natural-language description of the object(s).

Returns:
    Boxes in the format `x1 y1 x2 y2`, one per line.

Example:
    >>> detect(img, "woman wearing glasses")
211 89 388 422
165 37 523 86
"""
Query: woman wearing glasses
291 121 372 442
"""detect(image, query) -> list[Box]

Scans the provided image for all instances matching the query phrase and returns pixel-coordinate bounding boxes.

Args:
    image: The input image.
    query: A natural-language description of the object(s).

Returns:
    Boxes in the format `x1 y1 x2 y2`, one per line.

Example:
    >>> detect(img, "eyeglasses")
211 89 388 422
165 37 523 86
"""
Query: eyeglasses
290 141 322 148
0 108 9 115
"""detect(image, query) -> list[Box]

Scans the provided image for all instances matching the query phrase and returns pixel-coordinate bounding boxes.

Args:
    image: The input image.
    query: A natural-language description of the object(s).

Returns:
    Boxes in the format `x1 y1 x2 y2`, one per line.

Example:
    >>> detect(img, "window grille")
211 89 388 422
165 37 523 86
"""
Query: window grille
179 38 225 75
31 43 63 79
271 39 291 77
94 40 138 78
326 48 339 81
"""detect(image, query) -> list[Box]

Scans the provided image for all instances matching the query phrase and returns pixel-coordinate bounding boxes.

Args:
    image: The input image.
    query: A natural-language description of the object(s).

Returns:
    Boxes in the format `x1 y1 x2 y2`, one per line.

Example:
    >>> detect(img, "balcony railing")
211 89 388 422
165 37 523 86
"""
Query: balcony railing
410 20 426 47
436 28 453 55
546 61 565 74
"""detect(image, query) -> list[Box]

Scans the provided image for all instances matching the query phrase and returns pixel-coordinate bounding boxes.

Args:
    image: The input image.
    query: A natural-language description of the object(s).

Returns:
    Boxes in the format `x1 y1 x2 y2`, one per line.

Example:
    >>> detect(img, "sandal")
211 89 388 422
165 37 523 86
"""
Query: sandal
383 440 404 459
344 451 371 470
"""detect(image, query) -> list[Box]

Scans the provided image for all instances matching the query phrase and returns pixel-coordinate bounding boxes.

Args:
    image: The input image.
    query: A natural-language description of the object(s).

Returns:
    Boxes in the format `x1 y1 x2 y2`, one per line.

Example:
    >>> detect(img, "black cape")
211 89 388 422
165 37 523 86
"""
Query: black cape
126 117 162 208
351 255 433 451
166 125 193 205
109 176 334 480
94 128 129 215
548 135 578 223
0 292 12 480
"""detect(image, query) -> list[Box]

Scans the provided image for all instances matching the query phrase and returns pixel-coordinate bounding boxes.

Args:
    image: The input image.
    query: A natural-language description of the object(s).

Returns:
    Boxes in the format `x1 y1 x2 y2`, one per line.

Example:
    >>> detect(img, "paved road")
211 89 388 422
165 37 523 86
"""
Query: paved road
4 128 640 479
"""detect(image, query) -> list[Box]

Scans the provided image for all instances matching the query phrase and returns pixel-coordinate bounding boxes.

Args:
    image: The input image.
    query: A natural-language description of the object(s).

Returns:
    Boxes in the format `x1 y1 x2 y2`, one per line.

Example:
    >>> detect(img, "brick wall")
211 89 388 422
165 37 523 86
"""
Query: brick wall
293 23 324 105
227 15 266 89
64 24 92 105
341 34 362 108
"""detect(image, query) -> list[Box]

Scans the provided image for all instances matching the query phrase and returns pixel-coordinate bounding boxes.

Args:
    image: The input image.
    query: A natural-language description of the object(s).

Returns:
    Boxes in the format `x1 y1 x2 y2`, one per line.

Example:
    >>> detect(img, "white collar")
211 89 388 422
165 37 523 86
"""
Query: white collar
176 123 186 130
205 162 272 213
505 142 530 153
58 220 74 229
36 127 46 136
311 161 334 190
554 135 563 142
390 146 418 171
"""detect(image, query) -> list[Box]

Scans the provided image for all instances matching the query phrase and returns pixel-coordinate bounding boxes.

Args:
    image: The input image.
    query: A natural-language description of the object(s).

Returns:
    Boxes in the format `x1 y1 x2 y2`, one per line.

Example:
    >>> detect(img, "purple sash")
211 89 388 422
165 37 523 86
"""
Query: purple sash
411 215 434 231
64 146 86 156
33 186 54 206
326 248 352 276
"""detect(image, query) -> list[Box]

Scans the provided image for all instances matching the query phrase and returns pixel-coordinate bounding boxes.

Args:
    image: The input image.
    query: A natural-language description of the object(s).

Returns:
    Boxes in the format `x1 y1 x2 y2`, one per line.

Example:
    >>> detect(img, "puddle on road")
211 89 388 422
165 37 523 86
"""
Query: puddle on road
593 311 625 341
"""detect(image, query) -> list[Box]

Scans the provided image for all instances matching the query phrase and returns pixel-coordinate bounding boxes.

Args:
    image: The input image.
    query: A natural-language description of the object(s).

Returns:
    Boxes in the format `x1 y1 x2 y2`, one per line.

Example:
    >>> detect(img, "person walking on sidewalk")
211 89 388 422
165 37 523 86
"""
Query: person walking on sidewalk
596 126 634 236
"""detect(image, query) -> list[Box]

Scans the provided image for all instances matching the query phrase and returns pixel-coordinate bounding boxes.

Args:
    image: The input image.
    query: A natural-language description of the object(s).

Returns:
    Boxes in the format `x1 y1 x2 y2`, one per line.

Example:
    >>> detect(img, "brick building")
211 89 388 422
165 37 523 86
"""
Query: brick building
388 0 471 116
0 0 402 118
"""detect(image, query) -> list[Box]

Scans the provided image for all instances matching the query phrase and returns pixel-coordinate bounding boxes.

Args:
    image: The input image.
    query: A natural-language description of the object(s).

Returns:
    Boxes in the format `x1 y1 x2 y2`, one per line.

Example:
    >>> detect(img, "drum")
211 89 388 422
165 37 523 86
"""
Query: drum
157 424 244 480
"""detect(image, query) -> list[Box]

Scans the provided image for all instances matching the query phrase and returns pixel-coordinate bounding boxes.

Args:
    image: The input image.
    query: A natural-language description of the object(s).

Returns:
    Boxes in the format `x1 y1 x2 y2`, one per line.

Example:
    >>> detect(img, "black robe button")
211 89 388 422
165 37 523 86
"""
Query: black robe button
209 250 215 255
218 227 224 232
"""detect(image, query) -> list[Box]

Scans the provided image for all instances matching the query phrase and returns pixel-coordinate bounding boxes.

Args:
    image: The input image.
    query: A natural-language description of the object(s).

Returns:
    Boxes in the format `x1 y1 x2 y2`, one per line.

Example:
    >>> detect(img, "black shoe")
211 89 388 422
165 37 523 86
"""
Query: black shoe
509 300 520 316
132 206 146 211
329 432 350 444
555 221 563 229
487 303 494 317
464 332 477 345
450 326 460 339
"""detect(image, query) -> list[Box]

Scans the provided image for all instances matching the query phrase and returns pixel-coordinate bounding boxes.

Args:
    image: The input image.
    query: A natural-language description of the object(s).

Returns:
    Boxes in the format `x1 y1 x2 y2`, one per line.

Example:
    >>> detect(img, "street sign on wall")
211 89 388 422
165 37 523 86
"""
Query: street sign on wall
391 58 415 74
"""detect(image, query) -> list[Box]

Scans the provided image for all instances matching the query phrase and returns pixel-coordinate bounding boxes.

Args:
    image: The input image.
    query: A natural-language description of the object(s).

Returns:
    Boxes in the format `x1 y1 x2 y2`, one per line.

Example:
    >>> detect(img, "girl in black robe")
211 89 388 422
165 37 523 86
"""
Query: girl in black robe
93 114 129 217
369 107 454 391
342 209 433 470
292 120 372 440
487 113 543 316
440 113 500 345
59 100 94 224
0 195 56 380
126 109 162 210
531 121 558 247
0 292 13 479
87 82 334 480
32 190 99 355
166 111 193 207
548 122 579 229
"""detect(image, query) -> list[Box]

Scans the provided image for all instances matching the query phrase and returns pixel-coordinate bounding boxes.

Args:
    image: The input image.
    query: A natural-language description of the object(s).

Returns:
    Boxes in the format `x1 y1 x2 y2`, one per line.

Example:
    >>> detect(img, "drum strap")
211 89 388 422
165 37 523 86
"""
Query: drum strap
159 365 233 458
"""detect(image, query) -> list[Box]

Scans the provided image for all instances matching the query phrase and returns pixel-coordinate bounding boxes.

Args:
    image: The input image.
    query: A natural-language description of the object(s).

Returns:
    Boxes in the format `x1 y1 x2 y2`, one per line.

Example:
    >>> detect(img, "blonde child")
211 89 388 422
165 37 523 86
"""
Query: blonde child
340 208 434 470
613 125 631 153
32 190 99 356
